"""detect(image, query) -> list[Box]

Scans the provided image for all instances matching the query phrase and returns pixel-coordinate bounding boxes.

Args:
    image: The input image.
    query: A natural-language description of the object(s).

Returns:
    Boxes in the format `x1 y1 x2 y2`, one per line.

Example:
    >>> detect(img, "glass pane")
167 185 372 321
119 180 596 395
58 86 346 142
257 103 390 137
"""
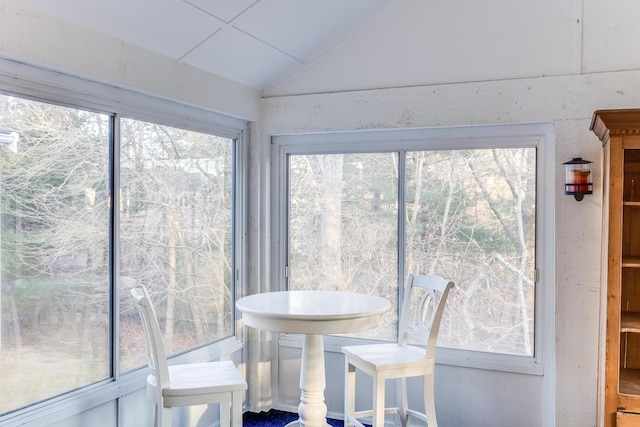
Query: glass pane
0 95 110 413
406 149 536 356
119 118 234 371
288 153 398 340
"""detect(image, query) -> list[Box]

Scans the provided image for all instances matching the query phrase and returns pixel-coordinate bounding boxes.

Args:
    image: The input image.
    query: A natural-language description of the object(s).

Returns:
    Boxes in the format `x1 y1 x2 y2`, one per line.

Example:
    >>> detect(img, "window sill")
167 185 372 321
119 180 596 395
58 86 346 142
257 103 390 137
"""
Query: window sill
278 334 543 376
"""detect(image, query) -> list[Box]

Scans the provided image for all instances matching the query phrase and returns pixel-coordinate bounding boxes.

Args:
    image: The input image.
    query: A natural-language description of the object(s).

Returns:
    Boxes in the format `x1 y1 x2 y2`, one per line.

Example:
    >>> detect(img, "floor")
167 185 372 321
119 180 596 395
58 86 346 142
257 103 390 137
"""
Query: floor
242 409 343 426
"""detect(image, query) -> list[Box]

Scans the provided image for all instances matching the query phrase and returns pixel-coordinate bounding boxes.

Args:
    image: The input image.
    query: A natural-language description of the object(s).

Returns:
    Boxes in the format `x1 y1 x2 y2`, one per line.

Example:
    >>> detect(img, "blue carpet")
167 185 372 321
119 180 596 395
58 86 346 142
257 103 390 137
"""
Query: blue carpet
242 409 343 426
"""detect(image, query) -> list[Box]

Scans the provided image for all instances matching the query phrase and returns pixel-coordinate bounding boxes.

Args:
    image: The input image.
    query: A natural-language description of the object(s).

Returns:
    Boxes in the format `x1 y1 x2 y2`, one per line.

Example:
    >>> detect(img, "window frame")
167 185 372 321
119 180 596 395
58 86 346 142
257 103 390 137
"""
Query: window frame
271 123 555 376
0 57 247 425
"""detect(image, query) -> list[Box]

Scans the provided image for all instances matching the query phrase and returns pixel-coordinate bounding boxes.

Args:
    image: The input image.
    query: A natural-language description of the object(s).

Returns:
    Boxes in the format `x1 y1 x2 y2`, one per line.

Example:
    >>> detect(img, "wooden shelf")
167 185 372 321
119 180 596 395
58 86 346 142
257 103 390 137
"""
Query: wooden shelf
621 368 640 396
623 257 640 268
622 312 640 333
625 202 640 207
623 312 640 333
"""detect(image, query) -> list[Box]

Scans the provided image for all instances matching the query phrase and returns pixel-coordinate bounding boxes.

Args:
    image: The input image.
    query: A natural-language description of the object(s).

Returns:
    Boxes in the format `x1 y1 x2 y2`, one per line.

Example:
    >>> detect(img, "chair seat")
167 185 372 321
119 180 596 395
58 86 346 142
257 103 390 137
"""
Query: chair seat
165 361 246 395
342 343 433 376
147 360 246 407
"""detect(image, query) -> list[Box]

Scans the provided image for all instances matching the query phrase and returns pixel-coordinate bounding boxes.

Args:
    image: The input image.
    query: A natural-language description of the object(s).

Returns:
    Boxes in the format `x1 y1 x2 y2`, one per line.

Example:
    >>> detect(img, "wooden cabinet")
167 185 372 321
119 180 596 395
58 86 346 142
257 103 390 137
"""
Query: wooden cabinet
592 109 640 427
619 411 640 427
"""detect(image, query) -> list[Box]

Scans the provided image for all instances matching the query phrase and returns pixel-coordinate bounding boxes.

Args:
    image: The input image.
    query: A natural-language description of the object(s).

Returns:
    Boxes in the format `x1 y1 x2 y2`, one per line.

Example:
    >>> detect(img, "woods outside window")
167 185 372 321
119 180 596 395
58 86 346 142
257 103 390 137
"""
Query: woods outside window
273 125 552 370
0 91 242 415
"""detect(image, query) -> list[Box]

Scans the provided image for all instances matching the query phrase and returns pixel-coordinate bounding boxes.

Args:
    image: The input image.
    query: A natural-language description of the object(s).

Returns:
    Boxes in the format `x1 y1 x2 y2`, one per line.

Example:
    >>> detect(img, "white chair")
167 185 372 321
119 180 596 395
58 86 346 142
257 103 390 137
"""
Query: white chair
342 274 454 427
130 286 247 427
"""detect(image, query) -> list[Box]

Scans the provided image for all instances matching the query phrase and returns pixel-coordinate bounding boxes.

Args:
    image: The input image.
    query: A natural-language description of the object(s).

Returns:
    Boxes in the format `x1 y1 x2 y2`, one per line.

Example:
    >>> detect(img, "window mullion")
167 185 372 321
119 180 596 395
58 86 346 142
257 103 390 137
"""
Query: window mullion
111 114 120 380
397 149 407 334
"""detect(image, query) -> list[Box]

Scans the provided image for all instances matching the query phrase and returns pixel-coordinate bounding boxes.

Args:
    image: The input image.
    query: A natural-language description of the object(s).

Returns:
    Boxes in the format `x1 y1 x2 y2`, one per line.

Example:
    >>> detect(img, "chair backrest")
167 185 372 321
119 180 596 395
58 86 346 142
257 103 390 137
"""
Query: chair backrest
130 286 170 401
397 274 454 359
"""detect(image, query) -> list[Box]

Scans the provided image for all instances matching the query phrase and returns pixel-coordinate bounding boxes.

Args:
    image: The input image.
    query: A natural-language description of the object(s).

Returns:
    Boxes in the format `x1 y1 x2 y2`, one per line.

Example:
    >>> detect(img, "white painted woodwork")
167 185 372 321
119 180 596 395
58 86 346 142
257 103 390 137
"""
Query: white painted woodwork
342 274 454 427
131 286 247 427
1 0 640 425
237 291 391 427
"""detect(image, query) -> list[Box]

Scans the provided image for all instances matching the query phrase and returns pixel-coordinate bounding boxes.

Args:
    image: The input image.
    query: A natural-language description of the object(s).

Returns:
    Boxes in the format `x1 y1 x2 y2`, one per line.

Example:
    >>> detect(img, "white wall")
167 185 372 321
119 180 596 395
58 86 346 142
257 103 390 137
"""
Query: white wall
0 0 638 425
256 1 640 425
265 0 639 96
259 69 640 426
276 344 545 426
0 2 256 426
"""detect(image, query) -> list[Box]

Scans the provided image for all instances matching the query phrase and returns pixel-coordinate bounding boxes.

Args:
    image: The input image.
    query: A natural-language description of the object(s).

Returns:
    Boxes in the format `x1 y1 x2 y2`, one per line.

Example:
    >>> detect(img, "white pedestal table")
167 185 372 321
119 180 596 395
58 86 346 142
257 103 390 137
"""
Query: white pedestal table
236 290 391 427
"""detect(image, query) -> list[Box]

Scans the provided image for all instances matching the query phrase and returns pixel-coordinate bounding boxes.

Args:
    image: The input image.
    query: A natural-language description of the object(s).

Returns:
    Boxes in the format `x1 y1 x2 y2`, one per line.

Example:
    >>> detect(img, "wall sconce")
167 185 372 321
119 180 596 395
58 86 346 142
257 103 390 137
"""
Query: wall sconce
563 157 593 201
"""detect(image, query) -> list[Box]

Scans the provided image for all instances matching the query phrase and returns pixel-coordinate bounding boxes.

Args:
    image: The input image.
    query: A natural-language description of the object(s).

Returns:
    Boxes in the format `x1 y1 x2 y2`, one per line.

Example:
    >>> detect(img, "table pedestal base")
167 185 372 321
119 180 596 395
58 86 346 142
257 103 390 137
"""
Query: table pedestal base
235 291 390 427
293 334 329 427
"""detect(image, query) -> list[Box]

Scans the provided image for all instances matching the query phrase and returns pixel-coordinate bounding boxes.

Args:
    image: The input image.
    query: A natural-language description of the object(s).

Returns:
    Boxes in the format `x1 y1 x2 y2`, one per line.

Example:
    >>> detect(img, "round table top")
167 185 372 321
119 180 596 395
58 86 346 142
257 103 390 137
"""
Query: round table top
236 290 391 335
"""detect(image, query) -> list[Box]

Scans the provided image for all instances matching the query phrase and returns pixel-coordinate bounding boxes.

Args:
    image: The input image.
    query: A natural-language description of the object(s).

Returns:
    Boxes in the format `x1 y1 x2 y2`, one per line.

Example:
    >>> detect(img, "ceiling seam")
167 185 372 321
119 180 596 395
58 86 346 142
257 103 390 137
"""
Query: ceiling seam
231 26 305 64
177 28 222 61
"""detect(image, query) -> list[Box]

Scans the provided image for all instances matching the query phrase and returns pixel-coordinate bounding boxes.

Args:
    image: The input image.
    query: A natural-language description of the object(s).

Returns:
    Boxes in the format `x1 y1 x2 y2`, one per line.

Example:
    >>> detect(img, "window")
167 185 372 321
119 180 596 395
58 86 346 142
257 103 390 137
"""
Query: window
118 118 236 371
0 85 242 414
0 96 110 413
273 124 552 369
287 152 399 340
405 149 535 356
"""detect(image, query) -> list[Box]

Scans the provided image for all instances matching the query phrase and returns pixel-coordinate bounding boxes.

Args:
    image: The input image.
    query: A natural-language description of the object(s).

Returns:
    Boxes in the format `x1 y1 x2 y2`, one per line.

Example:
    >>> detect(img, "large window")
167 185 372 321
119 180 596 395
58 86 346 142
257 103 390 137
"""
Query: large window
0 89 241 415
274 125 551 368
118 118 236 371
0 96 110 413
404 149 535 355
288 152 399 340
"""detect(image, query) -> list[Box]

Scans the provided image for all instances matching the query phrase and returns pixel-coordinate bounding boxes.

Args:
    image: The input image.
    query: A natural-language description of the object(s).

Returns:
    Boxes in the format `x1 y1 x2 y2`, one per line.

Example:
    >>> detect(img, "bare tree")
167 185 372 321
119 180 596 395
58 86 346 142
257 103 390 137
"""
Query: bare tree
288 148 535 354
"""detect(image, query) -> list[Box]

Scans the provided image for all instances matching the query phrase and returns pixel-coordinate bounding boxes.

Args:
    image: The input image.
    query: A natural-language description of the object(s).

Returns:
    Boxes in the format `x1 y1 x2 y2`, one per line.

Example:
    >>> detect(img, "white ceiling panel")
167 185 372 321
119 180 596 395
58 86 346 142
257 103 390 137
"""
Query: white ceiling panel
267 0 582 96
183 0 258 23
231 0 394 61
11 0 395 90
182 26 301 89
16 0 223 59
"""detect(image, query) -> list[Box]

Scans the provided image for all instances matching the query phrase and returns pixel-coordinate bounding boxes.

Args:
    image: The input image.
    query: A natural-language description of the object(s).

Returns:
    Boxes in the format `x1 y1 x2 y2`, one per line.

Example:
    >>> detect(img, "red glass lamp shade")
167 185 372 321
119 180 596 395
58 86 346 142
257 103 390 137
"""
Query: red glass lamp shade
563 157 592 201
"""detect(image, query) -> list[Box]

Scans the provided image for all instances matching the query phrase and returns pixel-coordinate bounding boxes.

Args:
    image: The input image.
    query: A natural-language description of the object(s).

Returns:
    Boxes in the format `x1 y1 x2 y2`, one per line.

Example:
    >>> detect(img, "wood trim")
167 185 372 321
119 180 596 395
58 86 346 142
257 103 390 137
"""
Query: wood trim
592 110 640 139
594 110 640 427
622 313 640 333
605 136 624 427
618 411 640 427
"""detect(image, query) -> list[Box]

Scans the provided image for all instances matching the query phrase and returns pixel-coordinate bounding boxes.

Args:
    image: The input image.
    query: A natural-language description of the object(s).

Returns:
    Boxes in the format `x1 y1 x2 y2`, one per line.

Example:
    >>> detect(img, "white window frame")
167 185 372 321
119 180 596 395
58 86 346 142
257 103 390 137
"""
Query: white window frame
0 57 248 426
271 122 555 376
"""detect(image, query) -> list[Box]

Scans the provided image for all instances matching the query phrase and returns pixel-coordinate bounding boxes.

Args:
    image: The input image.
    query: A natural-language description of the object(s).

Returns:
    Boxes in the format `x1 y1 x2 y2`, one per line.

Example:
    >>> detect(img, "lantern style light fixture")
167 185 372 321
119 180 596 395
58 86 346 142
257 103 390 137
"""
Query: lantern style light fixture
563 157 593 201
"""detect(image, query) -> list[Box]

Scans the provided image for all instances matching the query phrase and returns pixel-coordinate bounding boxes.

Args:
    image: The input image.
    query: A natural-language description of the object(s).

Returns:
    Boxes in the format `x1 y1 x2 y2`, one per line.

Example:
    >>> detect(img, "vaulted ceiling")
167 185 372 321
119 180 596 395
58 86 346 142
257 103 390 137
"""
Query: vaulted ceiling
12 0 394 91
10 0 637 100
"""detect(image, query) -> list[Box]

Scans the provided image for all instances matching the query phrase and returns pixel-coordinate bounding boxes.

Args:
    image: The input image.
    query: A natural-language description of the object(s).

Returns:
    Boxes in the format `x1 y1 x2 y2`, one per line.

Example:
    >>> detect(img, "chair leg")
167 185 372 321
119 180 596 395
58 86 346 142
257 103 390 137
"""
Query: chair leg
373 375 385 427
155 404 172 427
397 378 408 427
232 390 242 427
221 400 231 427
345 361 356 427
424 373 437 427
153 404 160 427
